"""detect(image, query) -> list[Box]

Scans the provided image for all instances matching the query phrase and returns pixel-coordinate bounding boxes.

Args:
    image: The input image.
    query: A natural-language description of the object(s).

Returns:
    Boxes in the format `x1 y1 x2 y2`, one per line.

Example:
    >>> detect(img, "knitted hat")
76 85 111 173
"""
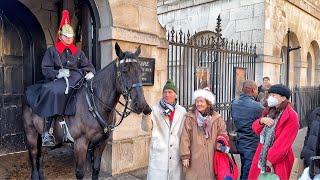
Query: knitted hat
163 80 177 94
268 84 291 99
192 88 215 105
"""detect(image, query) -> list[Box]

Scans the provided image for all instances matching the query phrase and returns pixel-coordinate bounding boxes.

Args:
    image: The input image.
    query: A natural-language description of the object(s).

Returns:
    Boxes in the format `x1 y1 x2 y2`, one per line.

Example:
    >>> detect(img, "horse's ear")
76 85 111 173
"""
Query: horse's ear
135 45 141 57
115 42 124 59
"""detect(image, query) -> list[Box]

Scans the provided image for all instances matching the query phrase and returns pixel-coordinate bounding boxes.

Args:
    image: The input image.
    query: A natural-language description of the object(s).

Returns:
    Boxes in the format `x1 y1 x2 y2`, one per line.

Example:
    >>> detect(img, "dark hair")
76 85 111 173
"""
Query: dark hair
190 99 215 115
263 76 270 81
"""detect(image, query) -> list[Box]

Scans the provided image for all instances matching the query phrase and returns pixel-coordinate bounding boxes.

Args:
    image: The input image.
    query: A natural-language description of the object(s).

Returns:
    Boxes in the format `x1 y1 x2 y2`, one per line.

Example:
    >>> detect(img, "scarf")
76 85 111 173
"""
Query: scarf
258 100 289 172
195 110 213 139
55 41 78 56
159 98 176 116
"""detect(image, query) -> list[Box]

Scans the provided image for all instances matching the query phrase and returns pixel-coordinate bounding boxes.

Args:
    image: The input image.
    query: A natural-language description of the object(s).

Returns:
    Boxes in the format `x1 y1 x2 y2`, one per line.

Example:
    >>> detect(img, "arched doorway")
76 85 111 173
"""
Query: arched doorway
280 31 301 86
0 0 102 154
0 1 46 154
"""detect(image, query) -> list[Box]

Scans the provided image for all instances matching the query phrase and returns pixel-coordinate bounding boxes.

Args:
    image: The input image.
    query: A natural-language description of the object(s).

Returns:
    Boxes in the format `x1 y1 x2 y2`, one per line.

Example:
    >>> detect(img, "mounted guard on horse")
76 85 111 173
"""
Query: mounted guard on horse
25 10 96 146
23 10 152 179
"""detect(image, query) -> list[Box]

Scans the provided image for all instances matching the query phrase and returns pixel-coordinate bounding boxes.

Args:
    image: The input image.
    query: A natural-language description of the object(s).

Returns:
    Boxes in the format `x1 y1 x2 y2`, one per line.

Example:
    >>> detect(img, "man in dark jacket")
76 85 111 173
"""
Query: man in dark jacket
26 10 96 146
301 107 320 166
258 76 270 94
231 80 264 180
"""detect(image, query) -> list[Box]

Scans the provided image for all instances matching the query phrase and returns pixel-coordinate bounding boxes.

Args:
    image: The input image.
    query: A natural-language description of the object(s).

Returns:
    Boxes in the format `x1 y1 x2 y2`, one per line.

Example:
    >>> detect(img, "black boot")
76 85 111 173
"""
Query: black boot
42 117 55 147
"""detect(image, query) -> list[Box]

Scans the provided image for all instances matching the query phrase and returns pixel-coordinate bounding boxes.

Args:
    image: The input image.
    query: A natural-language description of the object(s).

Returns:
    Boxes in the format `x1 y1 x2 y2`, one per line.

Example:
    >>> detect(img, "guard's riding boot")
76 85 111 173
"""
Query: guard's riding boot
42 117 55 147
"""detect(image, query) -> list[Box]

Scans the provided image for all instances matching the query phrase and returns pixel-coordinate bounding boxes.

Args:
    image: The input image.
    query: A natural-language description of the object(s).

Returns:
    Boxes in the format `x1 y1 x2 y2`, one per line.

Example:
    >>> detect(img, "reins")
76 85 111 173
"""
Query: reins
85 58 143 133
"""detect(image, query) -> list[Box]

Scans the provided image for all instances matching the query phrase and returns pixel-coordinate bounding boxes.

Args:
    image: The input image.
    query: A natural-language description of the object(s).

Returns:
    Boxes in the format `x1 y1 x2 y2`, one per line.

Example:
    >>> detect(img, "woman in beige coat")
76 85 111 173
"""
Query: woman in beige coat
180 88 228 180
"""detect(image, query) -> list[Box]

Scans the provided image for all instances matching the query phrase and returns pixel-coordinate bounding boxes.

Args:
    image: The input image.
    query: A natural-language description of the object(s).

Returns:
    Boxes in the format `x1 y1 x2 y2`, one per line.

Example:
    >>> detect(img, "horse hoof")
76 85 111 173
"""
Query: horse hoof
39 170 45 180
31 172 40 180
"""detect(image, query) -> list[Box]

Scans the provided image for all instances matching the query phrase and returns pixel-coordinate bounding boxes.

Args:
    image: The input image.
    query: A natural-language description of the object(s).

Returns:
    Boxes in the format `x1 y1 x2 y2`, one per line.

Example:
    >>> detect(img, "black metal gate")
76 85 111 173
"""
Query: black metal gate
167 15 257 118
291 86 320 127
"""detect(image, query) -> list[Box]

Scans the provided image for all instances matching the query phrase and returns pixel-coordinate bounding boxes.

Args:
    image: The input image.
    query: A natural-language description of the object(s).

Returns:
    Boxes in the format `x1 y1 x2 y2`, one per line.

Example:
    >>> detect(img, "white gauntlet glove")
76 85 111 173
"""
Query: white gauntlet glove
85 72 94 80
56 68 70 79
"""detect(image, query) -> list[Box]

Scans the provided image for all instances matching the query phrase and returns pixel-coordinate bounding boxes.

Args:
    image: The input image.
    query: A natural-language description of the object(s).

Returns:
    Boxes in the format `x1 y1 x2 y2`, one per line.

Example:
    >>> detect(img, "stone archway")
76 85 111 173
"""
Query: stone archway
0 1 46 154
309 41 320 85
0 0 104 155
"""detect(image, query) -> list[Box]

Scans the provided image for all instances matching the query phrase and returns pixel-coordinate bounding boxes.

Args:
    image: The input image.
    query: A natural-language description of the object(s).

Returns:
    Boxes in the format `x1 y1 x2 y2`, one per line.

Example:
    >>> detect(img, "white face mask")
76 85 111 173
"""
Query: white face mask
267 96 279 107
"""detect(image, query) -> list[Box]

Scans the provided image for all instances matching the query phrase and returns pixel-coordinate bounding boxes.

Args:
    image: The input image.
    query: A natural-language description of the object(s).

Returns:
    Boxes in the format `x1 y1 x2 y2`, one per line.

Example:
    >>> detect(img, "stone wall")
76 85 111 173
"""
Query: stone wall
19 0 168 176
19 0 60 47
157 0 320 85
264 0 320 86
157 0 266 83
96 0 168 175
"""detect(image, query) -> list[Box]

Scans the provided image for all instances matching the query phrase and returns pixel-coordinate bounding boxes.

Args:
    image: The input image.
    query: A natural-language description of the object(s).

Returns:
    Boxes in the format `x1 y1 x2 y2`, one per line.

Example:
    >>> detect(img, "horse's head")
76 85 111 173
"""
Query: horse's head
114 42 152 115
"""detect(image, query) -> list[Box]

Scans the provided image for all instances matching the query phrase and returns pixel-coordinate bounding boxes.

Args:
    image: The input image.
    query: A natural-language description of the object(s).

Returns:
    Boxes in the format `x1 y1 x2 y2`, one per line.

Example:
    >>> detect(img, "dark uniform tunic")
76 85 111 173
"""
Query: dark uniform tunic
26 46 96 118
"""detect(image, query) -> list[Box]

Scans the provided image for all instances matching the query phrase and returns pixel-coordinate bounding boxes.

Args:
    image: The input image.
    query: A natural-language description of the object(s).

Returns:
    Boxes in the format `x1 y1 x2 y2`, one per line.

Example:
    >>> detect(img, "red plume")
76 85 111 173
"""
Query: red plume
56 10 71 42
55 10 78 55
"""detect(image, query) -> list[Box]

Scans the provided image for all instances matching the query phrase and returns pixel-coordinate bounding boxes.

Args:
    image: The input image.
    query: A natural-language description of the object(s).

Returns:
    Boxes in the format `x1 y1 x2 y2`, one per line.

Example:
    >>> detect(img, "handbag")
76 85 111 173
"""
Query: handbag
226 102 238 154
258 172 280 180
228 131 238 154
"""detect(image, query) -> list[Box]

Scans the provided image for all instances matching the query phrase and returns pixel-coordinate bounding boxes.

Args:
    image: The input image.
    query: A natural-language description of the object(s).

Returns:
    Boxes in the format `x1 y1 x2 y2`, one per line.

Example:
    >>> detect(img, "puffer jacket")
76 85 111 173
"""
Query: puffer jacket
301 107 320 166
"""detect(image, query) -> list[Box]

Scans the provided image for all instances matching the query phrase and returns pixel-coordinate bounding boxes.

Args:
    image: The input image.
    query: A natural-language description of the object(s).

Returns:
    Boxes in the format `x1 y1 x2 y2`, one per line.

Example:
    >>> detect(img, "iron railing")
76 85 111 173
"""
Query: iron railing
167 15 257 119
291 86 320 127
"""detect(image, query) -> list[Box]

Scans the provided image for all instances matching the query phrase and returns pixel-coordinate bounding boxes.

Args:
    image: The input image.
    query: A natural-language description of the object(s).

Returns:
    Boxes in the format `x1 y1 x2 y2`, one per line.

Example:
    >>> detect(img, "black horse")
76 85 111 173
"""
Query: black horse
22 43 152 179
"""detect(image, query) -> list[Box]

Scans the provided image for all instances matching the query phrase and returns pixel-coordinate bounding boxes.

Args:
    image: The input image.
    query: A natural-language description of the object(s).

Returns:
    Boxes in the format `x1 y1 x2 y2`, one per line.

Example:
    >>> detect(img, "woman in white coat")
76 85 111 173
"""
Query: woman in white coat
142 80 187 180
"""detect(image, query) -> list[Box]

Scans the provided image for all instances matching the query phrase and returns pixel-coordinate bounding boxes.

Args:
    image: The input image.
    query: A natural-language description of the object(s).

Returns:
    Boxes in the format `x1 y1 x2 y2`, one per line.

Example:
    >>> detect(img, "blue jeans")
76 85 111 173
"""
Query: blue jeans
239 150 255 180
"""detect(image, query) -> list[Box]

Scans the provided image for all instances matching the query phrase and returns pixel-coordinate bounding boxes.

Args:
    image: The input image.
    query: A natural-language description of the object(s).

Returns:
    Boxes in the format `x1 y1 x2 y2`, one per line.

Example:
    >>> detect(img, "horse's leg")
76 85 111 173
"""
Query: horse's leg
91 139 108 180
37 134 45 180
74 137 89 180
26 131 41 179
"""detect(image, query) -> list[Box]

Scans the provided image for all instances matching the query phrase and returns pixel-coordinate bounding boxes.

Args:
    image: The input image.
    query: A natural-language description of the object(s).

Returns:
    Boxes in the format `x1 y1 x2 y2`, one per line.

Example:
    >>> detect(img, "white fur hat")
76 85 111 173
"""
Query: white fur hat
192 88 216 105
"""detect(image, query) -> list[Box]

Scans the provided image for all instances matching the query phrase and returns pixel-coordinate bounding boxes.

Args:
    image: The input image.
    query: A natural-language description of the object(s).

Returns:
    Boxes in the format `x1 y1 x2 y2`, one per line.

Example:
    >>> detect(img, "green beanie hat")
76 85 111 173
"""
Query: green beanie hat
163 80 177 94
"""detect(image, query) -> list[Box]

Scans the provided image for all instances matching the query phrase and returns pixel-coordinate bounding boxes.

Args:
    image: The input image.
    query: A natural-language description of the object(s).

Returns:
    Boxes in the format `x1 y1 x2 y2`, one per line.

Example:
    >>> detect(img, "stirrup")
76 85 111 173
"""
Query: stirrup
42 133 56 147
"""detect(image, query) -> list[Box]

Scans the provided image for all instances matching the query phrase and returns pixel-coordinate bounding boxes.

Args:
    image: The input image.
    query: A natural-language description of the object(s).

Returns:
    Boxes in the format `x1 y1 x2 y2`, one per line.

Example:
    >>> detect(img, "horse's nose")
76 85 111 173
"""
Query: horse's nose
143 105 152 115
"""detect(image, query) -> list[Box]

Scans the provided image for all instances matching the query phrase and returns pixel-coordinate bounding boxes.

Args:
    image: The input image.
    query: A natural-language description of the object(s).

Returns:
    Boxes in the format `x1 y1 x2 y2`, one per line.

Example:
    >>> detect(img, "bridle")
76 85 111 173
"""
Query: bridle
85 57 143 133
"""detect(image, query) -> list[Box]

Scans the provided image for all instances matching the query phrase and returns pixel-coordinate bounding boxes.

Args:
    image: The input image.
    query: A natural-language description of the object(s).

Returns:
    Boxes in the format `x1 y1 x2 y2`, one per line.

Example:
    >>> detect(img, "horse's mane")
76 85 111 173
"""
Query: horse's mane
93 60 116 83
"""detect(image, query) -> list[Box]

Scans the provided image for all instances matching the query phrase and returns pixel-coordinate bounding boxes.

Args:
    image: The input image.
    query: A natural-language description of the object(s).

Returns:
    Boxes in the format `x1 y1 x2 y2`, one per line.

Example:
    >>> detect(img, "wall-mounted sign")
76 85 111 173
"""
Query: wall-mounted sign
139 57 155 86
233 67 247 99
196 67 210 89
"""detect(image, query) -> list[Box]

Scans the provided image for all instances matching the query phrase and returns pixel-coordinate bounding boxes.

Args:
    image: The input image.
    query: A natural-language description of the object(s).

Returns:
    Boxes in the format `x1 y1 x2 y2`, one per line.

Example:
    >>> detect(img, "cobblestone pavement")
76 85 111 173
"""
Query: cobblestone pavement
0 128 307 179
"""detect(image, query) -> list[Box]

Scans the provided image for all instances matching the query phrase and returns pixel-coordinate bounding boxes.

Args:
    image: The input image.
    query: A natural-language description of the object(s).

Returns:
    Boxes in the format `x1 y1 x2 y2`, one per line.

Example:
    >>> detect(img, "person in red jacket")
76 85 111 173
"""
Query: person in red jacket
248 84 299 180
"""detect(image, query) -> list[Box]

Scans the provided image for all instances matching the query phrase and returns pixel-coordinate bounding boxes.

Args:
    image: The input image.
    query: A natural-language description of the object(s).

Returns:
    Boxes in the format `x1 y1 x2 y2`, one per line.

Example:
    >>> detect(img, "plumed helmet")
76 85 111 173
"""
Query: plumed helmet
57 10 74 41
60 24 74 38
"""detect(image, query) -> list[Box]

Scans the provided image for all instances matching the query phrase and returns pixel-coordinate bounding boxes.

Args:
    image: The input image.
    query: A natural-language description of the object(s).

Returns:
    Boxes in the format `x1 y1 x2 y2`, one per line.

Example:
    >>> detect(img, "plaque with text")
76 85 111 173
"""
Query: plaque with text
139 57 155 86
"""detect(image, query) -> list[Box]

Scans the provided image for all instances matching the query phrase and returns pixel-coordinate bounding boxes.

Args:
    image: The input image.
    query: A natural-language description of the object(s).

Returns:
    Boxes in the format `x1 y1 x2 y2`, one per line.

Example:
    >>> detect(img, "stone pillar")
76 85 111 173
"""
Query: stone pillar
97 0 168 175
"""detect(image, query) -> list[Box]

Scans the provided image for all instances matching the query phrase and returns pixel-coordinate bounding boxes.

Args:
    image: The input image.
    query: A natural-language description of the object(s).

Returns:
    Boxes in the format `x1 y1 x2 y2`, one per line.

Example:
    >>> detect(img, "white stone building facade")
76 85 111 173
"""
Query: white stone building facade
157 0 320 86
